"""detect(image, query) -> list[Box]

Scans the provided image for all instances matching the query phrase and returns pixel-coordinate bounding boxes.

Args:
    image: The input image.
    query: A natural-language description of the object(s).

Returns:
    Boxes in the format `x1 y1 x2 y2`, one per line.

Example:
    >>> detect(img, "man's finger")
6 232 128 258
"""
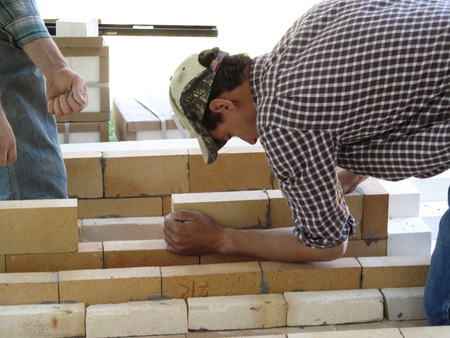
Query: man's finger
7 145 17 164
71 77 88 106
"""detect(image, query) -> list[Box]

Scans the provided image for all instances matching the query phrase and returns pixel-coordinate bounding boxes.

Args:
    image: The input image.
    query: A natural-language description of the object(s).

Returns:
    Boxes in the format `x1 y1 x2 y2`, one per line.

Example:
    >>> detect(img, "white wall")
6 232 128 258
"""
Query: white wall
36 0 322 100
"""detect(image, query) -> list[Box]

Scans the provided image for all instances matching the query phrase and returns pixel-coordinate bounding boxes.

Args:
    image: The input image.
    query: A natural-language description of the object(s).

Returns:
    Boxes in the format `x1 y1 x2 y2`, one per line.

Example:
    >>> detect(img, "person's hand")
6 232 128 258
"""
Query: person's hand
338 169 369 194
0 105 17 166
164 209 225 256
46 67 88 116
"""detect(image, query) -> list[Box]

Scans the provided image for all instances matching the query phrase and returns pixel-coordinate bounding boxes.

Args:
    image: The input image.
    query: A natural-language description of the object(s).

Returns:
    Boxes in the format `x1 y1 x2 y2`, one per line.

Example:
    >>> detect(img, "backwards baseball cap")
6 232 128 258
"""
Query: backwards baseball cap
169 50 229 164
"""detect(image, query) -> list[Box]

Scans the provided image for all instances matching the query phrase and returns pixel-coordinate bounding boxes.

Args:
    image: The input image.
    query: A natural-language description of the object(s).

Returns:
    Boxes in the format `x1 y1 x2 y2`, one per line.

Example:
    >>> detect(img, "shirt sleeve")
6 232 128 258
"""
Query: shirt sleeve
260 126 356 249
0 0 50 47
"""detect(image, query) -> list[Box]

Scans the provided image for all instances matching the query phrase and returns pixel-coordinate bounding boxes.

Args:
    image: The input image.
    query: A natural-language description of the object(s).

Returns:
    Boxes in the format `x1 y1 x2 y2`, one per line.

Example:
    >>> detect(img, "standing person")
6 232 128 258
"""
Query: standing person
0 0 88 199
165 0 450 325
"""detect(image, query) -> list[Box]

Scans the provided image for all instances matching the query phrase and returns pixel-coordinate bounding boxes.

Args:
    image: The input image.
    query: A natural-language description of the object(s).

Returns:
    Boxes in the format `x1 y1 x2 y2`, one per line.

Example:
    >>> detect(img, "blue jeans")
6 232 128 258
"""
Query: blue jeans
424 186 450 326
0 31 67 200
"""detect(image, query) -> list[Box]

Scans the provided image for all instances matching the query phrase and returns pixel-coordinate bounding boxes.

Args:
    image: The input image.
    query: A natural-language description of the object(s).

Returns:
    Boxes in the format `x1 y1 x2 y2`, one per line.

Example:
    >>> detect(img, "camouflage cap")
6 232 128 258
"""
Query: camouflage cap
169 51 228 164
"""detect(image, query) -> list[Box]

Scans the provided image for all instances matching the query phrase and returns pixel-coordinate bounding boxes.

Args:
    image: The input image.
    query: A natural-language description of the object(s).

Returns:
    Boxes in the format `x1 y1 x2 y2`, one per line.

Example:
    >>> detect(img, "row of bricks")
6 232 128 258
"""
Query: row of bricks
64 145 275 198
64 145 388 237
0 179 388 255
0 287 437 338
0 237 388 274
0 257 430 306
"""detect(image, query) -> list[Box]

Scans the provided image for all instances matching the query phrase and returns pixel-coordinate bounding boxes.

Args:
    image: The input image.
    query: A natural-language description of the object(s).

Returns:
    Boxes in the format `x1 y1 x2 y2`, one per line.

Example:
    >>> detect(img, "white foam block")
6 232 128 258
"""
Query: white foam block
387 217 432 256
58 131 102 144
85 87 101 112
81 217 164 241
86 300 187 337
381 287 426 321
379 179 421 218
56 18 99 37
70 56 101 82
285 289 383 326
188 294 286 331
0 303 85 338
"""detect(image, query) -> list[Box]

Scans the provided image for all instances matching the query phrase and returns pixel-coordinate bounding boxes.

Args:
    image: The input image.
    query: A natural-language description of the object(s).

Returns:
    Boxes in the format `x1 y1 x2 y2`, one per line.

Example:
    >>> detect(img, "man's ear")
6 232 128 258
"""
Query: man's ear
209 98 236 113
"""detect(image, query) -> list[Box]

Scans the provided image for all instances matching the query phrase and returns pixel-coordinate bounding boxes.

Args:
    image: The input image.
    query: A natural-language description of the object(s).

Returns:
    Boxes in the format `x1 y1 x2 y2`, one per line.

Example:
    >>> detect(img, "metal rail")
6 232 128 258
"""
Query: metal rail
45 22 218 37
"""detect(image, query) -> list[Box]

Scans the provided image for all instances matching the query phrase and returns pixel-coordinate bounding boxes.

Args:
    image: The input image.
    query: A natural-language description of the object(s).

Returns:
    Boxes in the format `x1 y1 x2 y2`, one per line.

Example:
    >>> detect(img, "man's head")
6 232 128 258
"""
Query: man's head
169 47 252 164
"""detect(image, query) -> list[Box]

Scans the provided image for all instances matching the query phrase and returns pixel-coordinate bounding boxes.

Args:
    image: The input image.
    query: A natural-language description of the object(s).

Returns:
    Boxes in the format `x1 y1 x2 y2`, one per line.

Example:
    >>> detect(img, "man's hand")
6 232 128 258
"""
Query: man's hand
164 209 226 256
338 169 369 194
21 38 88 116
0 104 17 166
46 67 88 116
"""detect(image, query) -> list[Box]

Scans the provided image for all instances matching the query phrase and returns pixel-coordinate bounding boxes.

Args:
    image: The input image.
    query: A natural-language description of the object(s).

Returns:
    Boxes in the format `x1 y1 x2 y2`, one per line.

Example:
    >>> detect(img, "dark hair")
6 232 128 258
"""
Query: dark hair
199 47 252 131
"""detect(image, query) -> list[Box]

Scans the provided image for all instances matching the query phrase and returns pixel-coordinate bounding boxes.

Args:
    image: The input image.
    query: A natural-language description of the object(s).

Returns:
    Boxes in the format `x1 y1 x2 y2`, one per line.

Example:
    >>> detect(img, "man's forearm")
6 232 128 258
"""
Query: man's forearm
219 227 347 262
21 37 69 78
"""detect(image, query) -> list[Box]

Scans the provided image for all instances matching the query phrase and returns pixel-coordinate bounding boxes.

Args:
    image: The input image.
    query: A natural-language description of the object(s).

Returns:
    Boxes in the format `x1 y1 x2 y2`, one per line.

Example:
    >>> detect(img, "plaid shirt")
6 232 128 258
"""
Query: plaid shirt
251 0 450 249
0 0 49 47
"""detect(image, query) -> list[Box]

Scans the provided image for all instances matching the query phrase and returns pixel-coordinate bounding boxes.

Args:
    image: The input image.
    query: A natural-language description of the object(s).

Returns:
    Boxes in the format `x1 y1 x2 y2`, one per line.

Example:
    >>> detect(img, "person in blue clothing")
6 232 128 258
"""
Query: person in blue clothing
0 0 88 199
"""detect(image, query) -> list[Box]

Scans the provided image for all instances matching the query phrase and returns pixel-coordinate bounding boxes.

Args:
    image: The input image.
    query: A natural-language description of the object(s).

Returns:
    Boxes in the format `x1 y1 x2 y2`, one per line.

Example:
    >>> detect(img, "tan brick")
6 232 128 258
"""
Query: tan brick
81 217 165 242
0 272 59 305
104 149 189 197
359 178 389 239
359 256 430 289
189 146 274 193
260 258 361 293
162 195 172 216
64 151 103 198
345 192 363 239
344 239 387 257
0 303 85 338
265 190 294 228
78 197 162 218
59 267 161 306
162 262 262 299
0 199 78 255
261 190 363 233
172 190 269 229
103 239 199 268
6 242 103 273
0 256 4 273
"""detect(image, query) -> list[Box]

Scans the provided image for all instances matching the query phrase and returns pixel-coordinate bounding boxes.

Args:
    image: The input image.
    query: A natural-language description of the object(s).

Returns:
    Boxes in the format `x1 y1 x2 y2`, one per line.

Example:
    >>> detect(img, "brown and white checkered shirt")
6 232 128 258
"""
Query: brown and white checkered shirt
251 0 450 249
